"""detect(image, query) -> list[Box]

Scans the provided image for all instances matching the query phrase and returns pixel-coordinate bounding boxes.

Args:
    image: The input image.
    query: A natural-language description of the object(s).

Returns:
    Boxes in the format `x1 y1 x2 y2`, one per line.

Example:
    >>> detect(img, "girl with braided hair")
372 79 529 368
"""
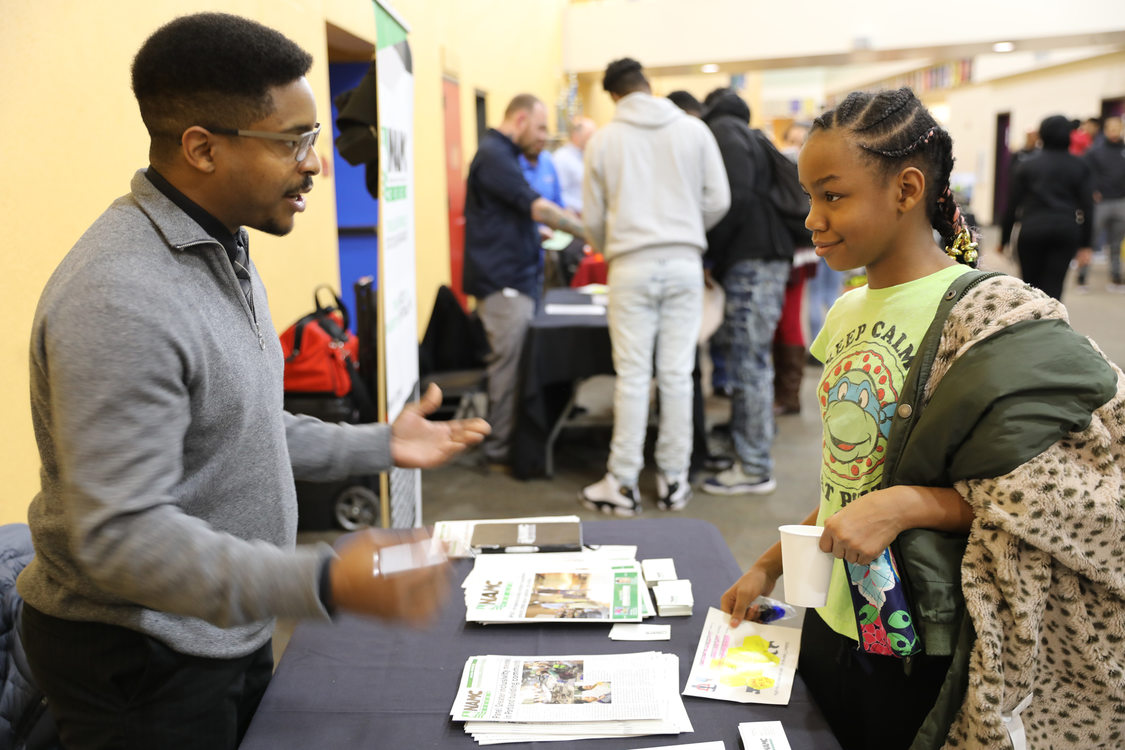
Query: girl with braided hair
721 88 1125 749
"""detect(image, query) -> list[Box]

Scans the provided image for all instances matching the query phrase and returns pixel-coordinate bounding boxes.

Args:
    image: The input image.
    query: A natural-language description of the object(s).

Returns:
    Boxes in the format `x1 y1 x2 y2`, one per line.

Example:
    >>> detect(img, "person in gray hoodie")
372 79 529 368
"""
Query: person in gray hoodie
579 58 730 515
18 14 488 750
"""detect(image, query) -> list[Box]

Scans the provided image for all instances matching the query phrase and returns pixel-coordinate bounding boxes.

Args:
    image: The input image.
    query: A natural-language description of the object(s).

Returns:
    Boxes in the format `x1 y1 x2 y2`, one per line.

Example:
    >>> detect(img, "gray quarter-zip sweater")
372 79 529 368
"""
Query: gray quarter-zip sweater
18 170 392 659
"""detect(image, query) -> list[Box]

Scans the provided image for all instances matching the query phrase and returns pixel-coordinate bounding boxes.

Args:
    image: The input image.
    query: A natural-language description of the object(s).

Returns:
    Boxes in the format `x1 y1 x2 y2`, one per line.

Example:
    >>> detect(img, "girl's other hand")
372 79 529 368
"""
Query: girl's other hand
720 564 779 628
820 485 972 566
820 489 903 566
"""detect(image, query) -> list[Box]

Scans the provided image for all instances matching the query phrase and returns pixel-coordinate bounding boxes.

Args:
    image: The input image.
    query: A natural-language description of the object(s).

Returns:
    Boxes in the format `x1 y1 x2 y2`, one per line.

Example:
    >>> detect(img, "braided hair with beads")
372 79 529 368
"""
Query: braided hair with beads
811 88 978 266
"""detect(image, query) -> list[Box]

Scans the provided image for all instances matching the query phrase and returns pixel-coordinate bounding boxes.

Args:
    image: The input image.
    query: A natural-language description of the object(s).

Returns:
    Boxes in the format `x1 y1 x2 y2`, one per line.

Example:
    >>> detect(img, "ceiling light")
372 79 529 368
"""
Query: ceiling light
701 64 720 74
992 41 1015 53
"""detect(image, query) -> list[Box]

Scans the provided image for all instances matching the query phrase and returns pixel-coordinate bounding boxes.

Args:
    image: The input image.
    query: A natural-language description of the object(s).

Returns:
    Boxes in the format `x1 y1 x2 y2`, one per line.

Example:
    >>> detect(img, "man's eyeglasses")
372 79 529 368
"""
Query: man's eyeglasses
208 124 321 162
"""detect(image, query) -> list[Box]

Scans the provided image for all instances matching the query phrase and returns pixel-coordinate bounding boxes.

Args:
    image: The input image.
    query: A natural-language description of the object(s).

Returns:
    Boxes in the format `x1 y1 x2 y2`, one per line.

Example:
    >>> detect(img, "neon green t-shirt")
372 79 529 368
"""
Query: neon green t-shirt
808 264 970 641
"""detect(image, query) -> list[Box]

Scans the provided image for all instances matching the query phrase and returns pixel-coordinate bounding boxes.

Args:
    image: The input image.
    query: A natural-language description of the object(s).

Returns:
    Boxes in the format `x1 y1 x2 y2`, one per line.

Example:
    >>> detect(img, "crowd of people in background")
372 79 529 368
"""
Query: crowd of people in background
463 79 1125 502
463 64 850 503
1003 113 1125 298
461 66 1125 749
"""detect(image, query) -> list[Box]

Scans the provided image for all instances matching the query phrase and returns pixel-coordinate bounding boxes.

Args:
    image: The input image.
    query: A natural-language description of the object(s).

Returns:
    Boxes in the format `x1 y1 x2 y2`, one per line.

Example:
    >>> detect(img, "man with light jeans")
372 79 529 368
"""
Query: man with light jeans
579 58 730 514
1083 116 1125 290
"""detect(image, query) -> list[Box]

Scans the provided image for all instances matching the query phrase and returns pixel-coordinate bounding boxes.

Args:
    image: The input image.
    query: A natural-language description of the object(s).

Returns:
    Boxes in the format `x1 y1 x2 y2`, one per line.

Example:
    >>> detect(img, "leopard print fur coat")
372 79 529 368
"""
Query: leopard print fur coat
925 275 1125 748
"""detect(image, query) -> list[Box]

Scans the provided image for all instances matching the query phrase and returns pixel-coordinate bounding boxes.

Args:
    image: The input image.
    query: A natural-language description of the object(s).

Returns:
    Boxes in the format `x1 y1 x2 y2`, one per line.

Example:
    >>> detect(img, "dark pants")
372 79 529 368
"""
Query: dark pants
798 609 952 750
20 603 273 750
689 347 708 474
1017 220 1081 301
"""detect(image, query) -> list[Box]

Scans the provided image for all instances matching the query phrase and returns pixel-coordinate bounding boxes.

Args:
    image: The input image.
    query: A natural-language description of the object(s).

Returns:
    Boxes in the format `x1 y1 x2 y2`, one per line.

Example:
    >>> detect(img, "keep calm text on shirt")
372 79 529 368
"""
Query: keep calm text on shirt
809 264 970 640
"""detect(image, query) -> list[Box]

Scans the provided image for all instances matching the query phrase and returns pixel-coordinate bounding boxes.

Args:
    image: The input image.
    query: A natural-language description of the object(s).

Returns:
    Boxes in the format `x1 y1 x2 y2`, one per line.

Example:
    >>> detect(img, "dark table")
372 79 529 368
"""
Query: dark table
510 289 614 479
241 519 842 749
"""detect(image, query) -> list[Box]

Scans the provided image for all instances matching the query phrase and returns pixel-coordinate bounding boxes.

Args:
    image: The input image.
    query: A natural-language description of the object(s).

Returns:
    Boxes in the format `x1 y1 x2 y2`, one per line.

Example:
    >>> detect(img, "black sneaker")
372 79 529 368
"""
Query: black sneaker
703 453 734 472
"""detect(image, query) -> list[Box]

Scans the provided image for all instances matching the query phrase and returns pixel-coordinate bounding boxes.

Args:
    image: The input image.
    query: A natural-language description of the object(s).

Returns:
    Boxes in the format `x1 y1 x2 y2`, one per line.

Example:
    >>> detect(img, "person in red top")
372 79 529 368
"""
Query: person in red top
1069 117 1100 155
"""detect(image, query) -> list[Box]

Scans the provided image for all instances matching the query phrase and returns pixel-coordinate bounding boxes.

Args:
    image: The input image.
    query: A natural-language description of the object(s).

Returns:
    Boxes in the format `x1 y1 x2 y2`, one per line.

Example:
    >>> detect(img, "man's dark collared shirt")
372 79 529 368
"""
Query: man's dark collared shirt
462 129 541 299
144 167 254 308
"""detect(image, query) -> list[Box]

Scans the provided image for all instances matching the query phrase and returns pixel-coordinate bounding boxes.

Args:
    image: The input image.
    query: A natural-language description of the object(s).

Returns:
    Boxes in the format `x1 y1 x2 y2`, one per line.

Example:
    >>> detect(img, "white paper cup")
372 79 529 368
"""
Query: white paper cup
778 524 834 608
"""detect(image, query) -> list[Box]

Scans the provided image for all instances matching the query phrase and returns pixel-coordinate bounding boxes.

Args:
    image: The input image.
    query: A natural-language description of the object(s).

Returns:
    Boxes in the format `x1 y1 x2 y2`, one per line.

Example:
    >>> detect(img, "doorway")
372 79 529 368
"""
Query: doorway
326 23 379 330
992 112 1011 226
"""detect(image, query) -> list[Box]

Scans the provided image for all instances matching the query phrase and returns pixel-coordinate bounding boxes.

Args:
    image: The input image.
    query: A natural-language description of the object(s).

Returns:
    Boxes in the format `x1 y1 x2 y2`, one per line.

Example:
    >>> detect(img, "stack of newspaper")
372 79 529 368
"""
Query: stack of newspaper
463 548 654 624
450 651 692 744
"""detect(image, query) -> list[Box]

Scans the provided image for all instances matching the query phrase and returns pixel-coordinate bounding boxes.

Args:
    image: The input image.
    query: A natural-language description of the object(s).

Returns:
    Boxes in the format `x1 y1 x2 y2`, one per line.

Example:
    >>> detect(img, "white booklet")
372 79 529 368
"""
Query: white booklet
451 652 674 724
433 515 581 558
682 607 802 705
464 559 643 624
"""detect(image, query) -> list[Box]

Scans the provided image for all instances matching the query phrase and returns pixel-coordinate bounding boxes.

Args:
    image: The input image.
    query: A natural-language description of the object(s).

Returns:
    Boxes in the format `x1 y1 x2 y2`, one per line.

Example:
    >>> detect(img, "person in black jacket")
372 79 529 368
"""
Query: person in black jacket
1000 114 1094 300
700 89 794 496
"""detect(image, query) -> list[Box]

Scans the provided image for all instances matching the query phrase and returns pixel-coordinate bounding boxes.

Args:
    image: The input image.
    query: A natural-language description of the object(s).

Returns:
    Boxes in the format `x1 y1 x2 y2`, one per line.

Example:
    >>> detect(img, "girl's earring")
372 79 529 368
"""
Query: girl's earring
945 226 978 264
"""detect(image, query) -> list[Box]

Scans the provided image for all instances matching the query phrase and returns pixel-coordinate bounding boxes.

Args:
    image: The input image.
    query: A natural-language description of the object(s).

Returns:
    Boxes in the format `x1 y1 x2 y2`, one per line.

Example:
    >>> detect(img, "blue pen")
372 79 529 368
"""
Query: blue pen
755 603 788 624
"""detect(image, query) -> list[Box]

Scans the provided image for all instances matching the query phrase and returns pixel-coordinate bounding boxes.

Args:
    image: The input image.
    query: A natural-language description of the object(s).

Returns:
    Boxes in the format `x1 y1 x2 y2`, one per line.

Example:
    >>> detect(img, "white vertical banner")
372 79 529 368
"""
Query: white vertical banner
375 3 421 527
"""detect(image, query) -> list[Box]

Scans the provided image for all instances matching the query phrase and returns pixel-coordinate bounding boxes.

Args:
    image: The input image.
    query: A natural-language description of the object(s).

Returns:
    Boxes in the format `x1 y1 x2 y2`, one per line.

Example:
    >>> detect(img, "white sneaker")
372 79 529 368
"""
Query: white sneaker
656 472 692 511
580 473 641 517
702 464 777 496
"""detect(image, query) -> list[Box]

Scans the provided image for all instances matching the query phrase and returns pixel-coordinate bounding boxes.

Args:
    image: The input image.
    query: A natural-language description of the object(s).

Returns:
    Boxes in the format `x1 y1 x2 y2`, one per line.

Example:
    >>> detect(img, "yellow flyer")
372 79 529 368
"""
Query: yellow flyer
682 607 801 705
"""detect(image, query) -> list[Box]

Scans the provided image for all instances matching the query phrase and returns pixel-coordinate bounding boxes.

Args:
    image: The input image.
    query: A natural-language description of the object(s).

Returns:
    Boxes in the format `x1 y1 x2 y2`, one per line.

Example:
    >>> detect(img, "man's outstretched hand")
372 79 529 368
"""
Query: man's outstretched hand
330 528 450 625
390 383 490 468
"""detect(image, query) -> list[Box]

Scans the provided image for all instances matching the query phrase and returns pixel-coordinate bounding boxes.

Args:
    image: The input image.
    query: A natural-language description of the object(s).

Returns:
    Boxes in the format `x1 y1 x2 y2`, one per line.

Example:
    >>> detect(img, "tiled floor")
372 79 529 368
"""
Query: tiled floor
278 242 1125 664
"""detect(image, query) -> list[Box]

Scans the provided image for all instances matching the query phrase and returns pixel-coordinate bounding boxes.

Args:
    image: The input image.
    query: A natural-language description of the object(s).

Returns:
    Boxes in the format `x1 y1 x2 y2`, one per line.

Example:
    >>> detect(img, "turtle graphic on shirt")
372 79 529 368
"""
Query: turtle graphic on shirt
820 345 900 487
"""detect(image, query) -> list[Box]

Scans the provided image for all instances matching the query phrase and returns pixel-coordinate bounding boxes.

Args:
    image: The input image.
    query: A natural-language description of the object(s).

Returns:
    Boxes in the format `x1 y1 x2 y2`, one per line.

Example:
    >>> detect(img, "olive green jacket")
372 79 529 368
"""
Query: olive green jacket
879 271 1123 749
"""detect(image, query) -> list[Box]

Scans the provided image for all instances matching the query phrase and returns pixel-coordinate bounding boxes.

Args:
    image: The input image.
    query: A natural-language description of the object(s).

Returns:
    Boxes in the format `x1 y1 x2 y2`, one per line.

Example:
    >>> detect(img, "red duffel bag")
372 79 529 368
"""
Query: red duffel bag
279 287 371 416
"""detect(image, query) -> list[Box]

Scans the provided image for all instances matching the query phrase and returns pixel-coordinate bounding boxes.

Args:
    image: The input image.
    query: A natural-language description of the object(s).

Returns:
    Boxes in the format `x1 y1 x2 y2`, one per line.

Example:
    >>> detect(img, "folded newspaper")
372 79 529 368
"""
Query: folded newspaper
464 557 644 624
682 607 801 705
450 651 692 744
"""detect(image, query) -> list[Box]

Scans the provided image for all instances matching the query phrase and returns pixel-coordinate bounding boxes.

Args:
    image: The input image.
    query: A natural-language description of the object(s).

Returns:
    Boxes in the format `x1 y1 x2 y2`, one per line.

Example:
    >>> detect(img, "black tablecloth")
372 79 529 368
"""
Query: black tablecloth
241 519 841 749
510 289 614 479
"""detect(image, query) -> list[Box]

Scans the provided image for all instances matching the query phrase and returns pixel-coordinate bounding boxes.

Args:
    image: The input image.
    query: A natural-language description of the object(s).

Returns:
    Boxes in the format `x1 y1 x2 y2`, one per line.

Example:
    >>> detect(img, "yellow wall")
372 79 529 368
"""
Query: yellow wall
1 1 370 523
0 0 570 524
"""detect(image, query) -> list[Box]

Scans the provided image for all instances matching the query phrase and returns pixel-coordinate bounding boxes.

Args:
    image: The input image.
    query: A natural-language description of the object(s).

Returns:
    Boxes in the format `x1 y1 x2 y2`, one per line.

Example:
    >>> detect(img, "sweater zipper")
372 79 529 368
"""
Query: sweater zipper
231 256 265 350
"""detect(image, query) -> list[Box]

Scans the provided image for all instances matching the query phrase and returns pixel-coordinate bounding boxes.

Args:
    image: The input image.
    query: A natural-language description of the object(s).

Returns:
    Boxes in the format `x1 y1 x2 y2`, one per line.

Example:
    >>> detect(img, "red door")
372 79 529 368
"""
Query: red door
443 77 467 310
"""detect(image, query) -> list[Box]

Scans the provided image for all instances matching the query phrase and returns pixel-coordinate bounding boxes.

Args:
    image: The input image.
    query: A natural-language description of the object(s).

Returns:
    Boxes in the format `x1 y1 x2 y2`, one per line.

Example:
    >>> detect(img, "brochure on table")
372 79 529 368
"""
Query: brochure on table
683 607 802 705
464 558 644 624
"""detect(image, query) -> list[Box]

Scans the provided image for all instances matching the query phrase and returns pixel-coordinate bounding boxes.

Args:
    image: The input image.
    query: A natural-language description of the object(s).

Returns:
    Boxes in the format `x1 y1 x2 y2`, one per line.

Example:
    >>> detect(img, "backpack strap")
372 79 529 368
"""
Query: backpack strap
880 269 1004 486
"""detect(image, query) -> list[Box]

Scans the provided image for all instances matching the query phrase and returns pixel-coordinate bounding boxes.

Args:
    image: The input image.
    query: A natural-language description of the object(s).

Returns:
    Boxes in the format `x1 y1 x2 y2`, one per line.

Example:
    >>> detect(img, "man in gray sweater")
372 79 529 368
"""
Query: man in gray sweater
17 13 487 749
